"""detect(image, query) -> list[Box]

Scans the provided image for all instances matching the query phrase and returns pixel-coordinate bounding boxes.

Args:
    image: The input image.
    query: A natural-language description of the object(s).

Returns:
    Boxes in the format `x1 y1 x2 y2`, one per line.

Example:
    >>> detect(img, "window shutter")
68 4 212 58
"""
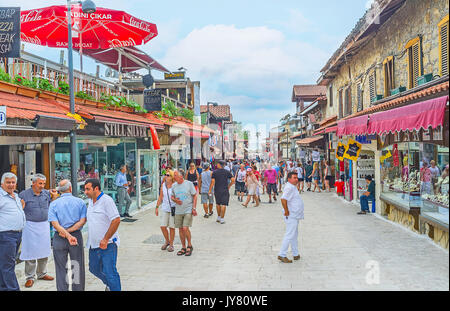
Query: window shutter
440 22 449 76
339 89 343 118
357 83 363 112
369 72 376 103
412 42 420 87
329 85 333 107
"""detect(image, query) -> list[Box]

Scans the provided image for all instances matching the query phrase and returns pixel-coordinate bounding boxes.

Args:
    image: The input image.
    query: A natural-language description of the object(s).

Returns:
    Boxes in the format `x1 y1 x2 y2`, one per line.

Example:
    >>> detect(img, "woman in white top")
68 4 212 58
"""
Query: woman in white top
242 168 260 207
155 171 176 252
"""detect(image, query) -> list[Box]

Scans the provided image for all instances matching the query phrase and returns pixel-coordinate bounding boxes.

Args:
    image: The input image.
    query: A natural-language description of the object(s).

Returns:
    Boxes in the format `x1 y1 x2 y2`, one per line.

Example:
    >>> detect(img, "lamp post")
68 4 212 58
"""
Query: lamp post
207 102 218 159
67 0 96 195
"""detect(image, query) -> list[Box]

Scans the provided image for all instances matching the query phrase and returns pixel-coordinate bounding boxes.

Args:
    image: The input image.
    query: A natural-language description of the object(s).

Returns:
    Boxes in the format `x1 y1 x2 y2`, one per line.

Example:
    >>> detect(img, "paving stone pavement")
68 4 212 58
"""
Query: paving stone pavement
18 188 449 291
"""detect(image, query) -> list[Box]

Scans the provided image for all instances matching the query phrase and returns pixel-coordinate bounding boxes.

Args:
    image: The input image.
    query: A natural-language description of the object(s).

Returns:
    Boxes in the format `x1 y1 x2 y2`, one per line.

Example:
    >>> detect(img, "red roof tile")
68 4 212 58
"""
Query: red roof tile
200 105 231 119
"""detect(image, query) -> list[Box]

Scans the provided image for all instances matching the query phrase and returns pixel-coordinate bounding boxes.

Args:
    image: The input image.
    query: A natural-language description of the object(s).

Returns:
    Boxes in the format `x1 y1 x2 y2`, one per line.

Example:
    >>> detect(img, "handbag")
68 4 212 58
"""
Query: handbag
165 184 176 217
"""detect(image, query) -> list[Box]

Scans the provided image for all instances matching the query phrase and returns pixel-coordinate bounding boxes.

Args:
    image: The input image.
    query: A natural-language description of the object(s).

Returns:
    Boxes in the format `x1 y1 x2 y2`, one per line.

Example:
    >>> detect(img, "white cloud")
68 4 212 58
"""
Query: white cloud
161 24 329 125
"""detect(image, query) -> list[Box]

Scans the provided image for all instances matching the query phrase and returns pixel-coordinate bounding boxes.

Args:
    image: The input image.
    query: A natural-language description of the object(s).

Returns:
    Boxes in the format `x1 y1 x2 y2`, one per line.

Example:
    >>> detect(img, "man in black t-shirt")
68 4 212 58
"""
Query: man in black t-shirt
209 161 235 224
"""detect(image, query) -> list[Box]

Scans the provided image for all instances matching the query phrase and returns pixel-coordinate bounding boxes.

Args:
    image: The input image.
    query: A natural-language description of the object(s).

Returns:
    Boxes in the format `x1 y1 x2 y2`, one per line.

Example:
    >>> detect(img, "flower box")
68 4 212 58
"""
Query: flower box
56 93 70 101
16 85 39 98
371 94 383 103
390 86 406 95
0 80 18 94
417 73 433 86
38 90 57 100
84 99 98 107
75 97 85 105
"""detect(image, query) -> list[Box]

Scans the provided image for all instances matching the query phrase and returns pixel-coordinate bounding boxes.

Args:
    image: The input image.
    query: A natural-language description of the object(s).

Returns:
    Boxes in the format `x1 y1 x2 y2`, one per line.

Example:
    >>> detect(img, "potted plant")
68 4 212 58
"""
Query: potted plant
14 74 39 98
0 69 18 94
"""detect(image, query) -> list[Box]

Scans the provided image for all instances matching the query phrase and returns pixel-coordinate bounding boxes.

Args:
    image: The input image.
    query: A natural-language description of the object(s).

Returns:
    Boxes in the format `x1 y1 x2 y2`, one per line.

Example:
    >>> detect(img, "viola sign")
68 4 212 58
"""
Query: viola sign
0 7 20 58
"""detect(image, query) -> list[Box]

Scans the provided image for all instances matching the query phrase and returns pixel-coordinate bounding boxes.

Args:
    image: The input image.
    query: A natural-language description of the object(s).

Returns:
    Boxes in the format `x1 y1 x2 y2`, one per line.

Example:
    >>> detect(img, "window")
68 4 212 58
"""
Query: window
344 86 352 116
329 84 333 107
383 56 395 97
338 88 343 118
369 71 376 103
439 15 449 77
405 37 422 89
357 82 363 112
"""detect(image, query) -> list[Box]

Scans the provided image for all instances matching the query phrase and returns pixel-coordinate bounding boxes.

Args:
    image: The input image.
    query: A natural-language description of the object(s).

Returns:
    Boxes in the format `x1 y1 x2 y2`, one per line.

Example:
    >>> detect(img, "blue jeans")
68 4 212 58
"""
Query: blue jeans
0 231 22 291
360 195 374 212
89 243 121 291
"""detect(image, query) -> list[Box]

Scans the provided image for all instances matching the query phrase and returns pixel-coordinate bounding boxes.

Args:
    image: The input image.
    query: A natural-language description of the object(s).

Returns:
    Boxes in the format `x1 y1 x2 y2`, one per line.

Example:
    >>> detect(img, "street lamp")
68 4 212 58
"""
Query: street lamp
206 102 218 159
67 0 96 195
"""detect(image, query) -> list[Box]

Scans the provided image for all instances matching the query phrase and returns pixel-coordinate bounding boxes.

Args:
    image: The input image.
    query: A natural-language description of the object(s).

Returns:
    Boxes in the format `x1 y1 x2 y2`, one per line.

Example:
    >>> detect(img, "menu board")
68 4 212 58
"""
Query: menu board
0 7 20 58
143 89 162 112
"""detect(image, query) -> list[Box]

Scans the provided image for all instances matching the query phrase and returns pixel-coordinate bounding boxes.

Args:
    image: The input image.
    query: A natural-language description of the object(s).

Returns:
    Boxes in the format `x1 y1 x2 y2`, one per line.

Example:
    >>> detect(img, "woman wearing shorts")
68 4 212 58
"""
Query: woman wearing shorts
235 165 247 202
242 168 260 207
155 171 176 252
309 162 322 193
324 161 332 192
186 162 200 192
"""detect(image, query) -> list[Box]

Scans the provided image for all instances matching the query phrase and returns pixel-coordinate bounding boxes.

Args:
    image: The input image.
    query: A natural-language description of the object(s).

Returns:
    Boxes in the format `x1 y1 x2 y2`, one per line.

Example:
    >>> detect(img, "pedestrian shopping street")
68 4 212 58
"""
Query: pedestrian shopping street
17 187 449 291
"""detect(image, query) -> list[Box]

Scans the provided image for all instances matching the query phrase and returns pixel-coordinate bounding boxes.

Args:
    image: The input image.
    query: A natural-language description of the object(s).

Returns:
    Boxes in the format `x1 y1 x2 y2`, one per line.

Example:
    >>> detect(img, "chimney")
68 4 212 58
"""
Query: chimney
298 99 304 112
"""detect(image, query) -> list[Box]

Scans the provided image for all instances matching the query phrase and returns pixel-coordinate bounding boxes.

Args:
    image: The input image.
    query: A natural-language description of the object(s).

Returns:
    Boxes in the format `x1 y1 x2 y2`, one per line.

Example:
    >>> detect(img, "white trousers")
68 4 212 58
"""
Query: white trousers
278 217 300 257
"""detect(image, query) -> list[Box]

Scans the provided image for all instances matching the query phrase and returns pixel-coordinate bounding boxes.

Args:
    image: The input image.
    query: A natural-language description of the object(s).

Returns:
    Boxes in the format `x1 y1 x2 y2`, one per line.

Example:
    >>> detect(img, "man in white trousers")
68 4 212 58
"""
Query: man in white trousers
278 171 304 263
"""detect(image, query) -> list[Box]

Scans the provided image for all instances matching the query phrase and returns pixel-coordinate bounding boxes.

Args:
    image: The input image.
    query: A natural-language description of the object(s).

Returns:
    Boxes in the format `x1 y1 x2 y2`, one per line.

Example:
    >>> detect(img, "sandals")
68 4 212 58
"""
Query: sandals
185 246 193 256
167 245 174 252
161 242 170 250
242 204 247 208
177 248 186 256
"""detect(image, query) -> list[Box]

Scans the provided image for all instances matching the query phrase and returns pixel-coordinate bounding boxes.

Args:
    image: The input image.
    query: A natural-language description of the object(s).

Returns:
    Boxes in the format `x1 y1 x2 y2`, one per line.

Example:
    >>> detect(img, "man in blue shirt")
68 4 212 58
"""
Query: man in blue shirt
48 179 87 291
358 176 376 215
0 173 26 291
115 164 132 218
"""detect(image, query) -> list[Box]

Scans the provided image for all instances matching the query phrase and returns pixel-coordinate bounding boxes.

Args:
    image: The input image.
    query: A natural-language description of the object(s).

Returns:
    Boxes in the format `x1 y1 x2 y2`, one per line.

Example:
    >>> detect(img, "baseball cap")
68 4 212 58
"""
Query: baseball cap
246 168 252 172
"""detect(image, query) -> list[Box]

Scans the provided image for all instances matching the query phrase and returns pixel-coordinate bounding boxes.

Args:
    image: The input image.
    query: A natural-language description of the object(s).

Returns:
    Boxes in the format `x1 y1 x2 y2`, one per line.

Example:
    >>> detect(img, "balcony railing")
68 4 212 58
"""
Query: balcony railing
1 50 129 101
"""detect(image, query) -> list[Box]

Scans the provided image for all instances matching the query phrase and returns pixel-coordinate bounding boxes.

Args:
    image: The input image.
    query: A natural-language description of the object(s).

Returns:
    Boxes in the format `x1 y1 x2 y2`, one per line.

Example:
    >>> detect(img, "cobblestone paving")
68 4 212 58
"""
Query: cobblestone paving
18 189 449 291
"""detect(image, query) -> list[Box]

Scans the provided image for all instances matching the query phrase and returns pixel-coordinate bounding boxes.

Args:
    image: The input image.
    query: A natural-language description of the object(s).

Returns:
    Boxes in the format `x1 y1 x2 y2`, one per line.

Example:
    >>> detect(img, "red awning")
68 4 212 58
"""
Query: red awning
325 126 338 133
367 95 449 135
184 130 210 139
337 115 368 136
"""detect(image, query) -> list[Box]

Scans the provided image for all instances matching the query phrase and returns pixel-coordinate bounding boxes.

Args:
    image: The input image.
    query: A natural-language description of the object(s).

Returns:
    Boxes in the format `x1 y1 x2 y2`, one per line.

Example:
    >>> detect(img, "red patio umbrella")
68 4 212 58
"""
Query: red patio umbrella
20 4 158 49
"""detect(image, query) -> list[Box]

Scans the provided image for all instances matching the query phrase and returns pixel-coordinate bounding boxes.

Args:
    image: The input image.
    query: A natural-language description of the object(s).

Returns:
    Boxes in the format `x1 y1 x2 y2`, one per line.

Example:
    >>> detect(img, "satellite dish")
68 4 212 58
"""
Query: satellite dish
105 68 112 77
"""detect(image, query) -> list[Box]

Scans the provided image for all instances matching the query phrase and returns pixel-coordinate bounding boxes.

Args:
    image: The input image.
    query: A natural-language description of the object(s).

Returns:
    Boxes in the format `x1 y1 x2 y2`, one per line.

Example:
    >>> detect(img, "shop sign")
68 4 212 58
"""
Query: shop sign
143 89 162 112
164 72 185 80
104 122 148 138
0 106 6 127
343 138 362 161
380 149 392 163
336 142 346 161
0 7 20 58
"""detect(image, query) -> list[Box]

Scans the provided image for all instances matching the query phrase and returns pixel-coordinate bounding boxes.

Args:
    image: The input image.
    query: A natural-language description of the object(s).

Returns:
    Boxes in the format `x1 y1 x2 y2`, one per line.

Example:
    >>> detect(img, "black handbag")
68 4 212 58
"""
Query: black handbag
166 185 176 217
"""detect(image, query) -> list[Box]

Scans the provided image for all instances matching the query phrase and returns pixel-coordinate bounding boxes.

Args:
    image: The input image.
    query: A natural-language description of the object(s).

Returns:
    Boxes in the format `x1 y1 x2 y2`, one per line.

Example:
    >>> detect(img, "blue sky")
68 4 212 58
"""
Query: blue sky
11 0 373 140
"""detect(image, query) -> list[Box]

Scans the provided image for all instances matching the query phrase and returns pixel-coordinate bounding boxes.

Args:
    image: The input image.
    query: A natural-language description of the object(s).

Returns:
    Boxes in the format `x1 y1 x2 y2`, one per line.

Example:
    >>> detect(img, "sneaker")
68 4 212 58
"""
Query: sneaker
216 217 221 223
208 211 214 216
293 255 301 260
204 214 209 218
220 219 226 224
277 256 292 263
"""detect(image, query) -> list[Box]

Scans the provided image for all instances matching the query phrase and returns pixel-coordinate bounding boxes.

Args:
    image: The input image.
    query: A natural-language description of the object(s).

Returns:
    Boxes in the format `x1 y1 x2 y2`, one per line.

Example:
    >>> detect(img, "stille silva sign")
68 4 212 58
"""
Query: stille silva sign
0 7 20 58
104 122 148 138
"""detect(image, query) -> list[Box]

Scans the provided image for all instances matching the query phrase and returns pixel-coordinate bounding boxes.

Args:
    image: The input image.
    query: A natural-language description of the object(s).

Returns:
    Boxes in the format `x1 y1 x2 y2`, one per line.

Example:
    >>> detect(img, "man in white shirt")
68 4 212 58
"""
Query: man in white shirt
84 178 121 291
278 171 304 263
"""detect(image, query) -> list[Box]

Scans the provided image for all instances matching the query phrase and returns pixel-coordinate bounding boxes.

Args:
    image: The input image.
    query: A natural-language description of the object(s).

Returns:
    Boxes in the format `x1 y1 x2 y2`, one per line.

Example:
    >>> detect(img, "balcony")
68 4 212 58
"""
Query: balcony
1 50 129 101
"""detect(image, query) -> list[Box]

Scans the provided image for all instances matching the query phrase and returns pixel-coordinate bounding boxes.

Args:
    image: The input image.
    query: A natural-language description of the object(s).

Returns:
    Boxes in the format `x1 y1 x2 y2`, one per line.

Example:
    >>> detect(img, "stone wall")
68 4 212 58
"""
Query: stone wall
325 0 449 119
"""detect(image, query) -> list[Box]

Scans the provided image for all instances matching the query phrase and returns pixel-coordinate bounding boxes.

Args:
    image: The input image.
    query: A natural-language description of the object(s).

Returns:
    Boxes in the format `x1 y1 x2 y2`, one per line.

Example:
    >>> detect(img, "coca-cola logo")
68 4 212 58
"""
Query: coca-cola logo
20 10 43 23
20 32 42 45
108 37 137 48
127 17 152 32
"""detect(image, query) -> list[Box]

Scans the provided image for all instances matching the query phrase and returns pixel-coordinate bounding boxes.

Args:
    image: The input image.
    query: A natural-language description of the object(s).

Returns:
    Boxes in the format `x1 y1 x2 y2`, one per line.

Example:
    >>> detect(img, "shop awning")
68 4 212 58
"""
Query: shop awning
367 95 448 135
337 115 368 136
296 135 324 146
325 126 338 133
184 130 210 139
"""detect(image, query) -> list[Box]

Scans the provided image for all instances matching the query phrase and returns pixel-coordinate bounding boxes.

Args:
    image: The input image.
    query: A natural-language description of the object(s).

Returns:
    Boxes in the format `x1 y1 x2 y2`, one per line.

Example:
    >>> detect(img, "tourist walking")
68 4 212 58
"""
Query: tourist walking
19 173 55 288
252 165 262 203
242 168 260 208
357 176 375 215
264 164 278 203
115 164 132 218
209 161 235 224
0 173 26 291
172 170 198 256
308 162 322 193
296 163 305 193
304 160 313 191
323 161 332 192
84 178 121 291
186 162 200 192
235 164 247 202
155 171 176 253
199 163 214 218
278 171 304 263
48 179 87 291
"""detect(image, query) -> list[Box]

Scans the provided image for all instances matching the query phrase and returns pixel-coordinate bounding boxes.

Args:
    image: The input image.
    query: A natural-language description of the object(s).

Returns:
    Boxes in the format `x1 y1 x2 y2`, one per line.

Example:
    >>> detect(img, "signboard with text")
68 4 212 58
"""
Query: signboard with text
343 138 362 161
0 7 20 58
336 142 346 161
164 71 185 80
0 106 6 127
143 89 162 112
